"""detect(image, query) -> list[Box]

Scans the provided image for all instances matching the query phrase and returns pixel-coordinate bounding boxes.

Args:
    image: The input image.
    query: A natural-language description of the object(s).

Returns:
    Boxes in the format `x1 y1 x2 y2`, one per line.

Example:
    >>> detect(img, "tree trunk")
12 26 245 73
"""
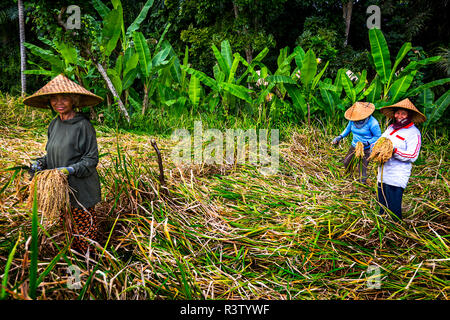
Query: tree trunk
94 61 130 123
233 2 253 64
18 0 26 96
245 48 253 64
142 85 149 115
343 1 353 47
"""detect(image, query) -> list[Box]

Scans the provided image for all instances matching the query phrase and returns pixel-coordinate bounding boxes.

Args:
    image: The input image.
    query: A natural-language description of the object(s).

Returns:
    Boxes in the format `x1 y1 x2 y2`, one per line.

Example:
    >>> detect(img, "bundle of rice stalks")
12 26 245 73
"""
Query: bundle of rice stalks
27 169 71 229
354 141 365 159
368 137 393 163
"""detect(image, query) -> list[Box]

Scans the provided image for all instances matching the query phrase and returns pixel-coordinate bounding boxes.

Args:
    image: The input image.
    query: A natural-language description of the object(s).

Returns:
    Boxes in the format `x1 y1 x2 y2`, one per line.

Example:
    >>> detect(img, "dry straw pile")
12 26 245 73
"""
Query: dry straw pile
368 137 393 163
27 169 71 228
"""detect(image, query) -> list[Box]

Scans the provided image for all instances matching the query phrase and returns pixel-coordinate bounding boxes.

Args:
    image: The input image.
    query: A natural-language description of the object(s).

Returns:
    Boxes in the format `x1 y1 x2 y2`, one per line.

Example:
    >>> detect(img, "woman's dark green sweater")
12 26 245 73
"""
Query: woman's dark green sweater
37 113 101 209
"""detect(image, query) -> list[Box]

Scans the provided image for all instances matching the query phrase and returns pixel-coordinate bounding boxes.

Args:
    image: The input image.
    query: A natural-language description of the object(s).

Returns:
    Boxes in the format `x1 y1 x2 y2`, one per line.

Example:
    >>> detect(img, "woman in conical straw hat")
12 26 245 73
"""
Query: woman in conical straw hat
331 102 382 184
376 98 426 220
24 74 103 254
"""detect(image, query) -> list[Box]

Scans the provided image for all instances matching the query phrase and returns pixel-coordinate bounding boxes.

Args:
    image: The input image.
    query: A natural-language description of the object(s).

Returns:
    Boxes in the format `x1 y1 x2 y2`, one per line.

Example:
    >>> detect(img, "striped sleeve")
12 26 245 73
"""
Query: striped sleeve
393 133 421 162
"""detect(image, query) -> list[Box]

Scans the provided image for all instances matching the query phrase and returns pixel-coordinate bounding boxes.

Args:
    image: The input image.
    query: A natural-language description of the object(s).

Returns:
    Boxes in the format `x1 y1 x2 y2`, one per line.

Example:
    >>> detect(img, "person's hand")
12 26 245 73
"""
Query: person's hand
57 167 74 175
332 135 342 145
30 160 43 173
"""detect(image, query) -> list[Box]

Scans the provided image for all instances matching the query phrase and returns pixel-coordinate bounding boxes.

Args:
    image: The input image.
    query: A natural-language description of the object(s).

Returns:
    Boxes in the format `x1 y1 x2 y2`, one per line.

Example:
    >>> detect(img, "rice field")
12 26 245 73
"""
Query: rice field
0 95 448 300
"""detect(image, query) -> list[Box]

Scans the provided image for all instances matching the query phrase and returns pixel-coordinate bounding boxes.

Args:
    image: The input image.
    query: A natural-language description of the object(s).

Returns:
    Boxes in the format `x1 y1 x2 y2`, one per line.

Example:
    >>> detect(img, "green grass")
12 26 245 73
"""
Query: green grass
0 94 448 300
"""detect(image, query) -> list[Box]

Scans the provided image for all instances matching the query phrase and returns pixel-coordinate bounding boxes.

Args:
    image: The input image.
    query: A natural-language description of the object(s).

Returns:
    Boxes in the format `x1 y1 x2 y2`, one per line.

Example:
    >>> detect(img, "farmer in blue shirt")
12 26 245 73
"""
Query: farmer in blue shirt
332 102 382 184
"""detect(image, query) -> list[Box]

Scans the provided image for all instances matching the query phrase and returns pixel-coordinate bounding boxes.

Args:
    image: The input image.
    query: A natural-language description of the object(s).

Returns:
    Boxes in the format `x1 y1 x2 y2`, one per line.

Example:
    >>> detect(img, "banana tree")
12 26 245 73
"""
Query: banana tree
181 40 257 115
314 69 345 118
92 0 154 53
340 69 370 104
133 28 171 115
92 0 155 93
368 28 450 104
90 0 155 119
23 37 104 94
267 48 329 125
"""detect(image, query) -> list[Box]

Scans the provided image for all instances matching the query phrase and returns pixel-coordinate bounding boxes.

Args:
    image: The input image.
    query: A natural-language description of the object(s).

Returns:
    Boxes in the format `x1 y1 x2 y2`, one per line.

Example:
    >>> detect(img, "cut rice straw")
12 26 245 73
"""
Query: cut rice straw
27 169 71 229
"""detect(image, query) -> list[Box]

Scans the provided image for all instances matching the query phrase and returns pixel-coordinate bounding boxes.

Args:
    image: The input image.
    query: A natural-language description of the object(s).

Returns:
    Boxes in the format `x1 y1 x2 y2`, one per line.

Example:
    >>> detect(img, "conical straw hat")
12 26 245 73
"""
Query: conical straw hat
344 102 375 121
23 74 103 108
380 98 426 123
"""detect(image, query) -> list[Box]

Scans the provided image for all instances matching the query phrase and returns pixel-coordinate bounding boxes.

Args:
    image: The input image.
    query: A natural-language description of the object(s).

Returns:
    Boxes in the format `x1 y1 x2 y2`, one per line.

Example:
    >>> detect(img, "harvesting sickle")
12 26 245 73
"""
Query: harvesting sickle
24 74 103 254
375 98 426 220
332 101 382 184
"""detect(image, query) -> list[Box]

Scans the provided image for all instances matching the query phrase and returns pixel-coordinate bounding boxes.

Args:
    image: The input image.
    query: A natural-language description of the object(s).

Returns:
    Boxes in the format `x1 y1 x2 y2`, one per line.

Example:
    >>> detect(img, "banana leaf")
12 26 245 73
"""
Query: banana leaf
221 83 253 104
107 68 123 96
55 41 78 66
418 88 435 107
115 54 123 76
253 47 269 63
24 42 64 71
221 40 233 70
102 8 122 57
126 0 155 38
311 61 329 91
267 75 297 84
188 75 201 107
426 91 450 124
228 55 240 84
181 65 219 92
212 44 230 78
387 71 416 101
341 72 356 103
369 28 391 84
300 49 317 87
405 78 450 97
285 84 307 117
92 0 110 20
354 70 367 95
133 31 151 77
122 68 138 91
152 47 170 69
123 51 139 77
387 42 411 88
294 46 306 70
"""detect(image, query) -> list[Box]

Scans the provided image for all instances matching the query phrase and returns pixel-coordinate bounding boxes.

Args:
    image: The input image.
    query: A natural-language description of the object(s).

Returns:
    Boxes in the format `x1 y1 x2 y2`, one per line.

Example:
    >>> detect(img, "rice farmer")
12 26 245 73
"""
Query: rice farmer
376 98 425 220
331 102 382 184
24 74 103 254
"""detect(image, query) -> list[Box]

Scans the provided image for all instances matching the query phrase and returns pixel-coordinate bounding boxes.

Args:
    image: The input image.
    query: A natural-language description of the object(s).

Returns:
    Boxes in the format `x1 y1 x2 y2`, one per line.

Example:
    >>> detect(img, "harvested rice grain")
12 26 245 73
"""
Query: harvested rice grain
368 137 393 163
355 141 365 159
27 169 70 229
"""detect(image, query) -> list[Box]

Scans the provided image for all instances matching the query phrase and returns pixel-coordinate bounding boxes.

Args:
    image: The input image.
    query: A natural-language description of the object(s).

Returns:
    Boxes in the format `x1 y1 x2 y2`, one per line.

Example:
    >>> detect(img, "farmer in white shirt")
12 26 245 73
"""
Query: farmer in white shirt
377 98 426 220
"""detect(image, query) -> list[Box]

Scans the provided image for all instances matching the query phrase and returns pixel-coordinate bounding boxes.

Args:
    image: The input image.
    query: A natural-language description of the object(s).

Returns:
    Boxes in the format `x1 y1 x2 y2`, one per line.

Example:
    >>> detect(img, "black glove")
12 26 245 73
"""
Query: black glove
29 160 44 179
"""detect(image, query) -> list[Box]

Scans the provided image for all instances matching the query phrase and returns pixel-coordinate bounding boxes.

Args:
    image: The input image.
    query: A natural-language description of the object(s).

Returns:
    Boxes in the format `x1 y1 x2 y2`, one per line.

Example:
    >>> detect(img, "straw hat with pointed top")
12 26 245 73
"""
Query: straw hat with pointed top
23 74 103 109
344 102 375 121
380 98 427 123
